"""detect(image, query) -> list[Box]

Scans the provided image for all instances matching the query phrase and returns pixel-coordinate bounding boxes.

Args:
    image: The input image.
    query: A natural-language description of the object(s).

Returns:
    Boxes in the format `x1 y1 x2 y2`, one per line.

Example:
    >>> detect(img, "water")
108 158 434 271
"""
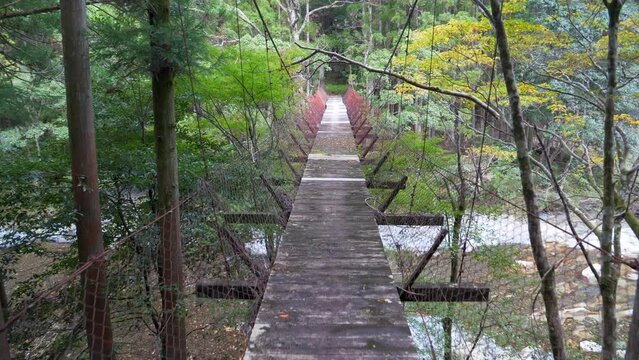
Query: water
379 213 639 255
407 315 552 360
0 226 74 247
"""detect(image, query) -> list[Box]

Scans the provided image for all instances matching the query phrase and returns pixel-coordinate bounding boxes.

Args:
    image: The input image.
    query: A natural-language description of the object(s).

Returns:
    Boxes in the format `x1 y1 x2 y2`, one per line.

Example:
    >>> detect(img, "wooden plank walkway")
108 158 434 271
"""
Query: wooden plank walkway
245 96 418 359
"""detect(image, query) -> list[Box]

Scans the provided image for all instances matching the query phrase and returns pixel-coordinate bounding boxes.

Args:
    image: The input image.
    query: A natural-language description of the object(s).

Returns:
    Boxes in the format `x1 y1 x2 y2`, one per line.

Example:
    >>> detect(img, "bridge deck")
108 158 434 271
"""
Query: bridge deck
245 96 417 359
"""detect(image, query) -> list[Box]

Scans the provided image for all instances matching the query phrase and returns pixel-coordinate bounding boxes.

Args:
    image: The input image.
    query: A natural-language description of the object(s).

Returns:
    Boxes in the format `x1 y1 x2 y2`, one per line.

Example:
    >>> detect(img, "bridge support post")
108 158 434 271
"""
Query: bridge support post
377 175 408 213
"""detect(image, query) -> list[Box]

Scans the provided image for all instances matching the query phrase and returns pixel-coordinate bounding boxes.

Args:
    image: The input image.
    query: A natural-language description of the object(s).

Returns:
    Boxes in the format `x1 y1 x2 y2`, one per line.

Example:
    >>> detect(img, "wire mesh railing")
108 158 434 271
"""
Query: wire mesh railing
344 86 638 359
0 89 327 359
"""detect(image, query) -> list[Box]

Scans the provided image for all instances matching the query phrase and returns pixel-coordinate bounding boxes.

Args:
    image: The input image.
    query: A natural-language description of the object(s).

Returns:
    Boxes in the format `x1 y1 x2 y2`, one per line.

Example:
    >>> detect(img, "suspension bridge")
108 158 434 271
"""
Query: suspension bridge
244 96 417 358
194 90 489 359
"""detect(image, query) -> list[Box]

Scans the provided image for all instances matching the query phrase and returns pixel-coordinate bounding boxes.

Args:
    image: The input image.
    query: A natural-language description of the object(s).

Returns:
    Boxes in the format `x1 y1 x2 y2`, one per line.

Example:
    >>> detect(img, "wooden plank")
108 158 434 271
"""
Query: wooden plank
398 283 490 302
196 281 258 300
195 281 490 303
222 213 284 225
374 212 445 226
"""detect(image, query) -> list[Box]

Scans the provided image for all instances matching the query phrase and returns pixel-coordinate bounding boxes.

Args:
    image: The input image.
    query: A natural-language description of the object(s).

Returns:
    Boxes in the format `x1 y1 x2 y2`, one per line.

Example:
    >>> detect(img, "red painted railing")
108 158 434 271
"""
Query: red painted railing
299 88 328 138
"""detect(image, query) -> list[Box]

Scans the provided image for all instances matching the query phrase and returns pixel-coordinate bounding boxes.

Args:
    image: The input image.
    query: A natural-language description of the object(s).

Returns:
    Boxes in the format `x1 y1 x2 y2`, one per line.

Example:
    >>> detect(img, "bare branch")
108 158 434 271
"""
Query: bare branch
305 1 356 19
236 7 262 36
294 1 357 39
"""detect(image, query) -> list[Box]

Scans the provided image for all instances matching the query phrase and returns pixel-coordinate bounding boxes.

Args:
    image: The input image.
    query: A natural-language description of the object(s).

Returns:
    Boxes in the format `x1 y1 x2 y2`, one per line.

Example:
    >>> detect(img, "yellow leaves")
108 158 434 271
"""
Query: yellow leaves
618 17 639 61
518 83 556 107
615 114 639 126
411 19 492 51
469 145 516 160
593 16 639 62
548 103 567 114
590 152 604 166
504 19 565 53
437 46 495 69
502 0 528 15
393 83 417 101
399 15 566 112
547 102 585 136
547 52 592 77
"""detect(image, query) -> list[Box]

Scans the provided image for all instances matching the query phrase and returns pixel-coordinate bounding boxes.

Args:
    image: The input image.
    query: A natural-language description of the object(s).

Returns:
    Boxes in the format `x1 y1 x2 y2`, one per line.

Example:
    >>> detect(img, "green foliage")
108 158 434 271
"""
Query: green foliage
324 83 348 95
193 42 293 108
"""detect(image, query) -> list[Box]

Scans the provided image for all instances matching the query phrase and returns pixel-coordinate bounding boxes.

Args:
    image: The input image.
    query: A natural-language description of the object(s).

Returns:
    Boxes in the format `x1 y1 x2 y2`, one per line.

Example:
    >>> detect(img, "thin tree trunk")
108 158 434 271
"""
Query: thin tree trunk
60 1 114 358
444 101 466 360
0 280 8 322
148 0 187 358
488 0 566 358
305 0 311 95
365 1 374 93
0 284 9 359
620 197 639 359
601 2 623 358
625 275 639 359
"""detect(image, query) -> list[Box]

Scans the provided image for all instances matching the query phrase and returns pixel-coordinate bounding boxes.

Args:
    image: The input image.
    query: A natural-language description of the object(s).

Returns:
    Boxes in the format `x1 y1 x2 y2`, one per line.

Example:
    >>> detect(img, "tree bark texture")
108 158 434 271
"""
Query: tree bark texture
0 294 9 360
489 0 566 358
601 2 623 358
625 275 639 359
60 0 114 357
148 0 187 358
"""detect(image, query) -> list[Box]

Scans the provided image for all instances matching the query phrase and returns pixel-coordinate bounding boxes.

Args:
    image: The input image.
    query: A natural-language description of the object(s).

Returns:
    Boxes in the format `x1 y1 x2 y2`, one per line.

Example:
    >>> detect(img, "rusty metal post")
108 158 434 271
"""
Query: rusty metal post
360 135 378 159
378 175 408 213
259 174 292 214
289 132 308 157
403 229 449 289
356 126 373 145
278 149 302 184
370 151 390 177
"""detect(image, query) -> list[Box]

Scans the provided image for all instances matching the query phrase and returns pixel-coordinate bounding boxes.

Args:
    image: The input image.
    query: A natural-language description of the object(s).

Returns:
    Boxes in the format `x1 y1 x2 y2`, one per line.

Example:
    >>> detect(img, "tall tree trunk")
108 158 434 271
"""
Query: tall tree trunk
488 1 566 358
601 1 623 358
60 1 114 358
148 0 187 358
625 275 639 359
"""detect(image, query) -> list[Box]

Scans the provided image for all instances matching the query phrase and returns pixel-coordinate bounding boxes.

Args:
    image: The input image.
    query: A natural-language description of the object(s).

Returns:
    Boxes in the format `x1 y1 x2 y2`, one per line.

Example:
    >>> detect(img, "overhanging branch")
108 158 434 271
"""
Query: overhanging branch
294 43 503 120
0 0 111 20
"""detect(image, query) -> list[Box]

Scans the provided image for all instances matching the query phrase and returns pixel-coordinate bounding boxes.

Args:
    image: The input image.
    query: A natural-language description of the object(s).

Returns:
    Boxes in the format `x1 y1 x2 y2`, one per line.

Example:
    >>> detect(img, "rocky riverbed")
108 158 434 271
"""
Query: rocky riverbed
378 214 638 359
